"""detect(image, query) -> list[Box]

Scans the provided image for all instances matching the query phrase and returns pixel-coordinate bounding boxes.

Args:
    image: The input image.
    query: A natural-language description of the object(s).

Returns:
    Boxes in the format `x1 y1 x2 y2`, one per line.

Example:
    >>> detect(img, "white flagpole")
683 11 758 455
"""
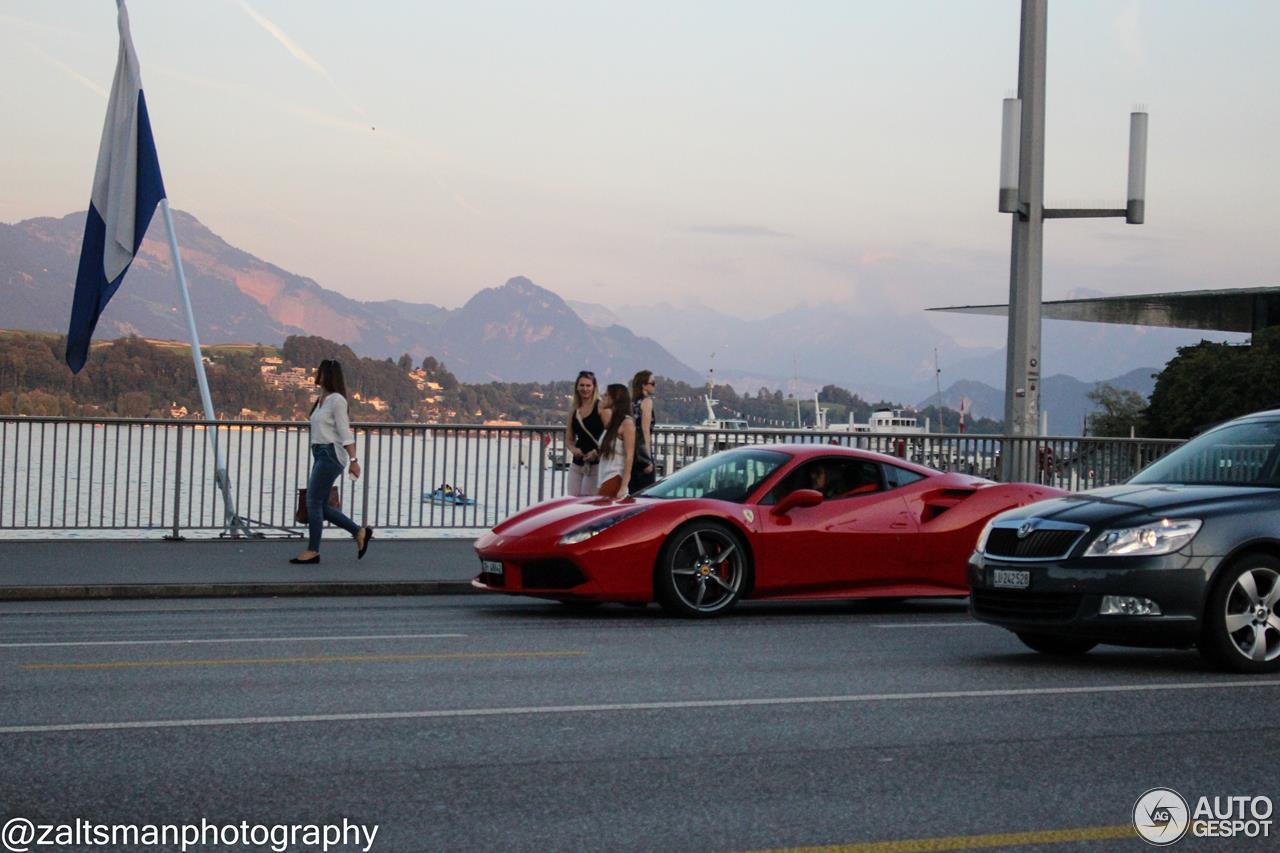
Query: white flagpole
159 198 248 536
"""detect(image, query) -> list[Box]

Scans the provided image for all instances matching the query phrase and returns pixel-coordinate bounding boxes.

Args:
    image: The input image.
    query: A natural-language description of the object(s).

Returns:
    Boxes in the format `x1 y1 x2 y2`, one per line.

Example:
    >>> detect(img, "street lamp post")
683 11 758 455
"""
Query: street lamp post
998 0 1147 482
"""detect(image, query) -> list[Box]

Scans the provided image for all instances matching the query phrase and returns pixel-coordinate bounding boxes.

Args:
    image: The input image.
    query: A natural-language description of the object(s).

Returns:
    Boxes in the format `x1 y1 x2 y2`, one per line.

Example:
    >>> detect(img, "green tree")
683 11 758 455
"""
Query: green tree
1146 329 1280 437
281 335 358 369
116 390 152 418
1085 383 1148 437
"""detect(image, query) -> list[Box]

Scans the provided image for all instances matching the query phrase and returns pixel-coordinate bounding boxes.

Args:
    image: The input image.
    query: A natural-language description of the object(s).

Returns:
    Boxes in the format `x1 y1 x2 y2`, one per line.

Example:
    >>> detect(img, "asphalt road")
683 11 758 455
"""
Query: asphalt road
1 595 1276 852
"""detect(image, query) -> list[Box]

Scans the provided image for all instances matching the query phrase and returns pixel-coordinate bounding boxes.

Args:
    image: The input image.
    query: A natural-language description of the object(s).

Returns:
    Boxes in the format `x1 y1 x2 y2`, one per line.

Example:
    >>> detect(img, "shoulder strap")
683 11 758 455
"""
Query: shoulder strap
575 407 600 449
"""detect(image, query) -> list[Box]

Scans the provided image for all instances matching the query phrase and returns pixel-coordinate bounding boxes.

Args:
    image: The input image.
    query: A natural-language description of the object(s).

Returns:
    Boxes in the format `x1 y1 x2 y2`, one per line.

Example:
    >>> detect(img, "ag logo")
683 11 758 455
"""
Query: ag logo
1017 518 1038 539
1134 787 1189 845
742 509 755 523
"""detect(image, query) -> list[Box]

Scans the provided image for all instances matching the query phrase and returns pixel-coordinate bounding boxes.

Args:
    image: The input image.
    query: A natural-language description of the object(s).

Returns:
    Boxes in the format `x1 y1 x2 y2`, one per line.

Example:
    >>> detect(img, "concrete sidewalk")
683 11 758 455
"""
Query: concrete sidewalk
0 538 481 600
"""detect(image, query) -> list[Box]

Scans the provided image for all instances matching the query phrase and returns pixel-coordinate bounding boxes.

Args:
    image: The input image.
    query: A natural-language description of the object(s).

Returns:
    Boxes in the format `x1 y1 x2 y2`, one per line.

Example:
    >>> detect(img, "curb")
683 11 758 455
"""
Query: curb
0 581 482 601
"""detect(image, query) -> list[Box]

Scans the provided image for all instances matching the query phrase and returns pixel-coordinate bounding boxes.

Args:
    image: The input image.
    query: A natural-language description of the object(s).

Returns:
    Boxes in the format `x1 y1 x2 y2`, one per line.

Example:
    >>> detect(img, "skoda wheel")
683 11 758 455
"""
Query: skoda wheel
655 522 748 618
1200 555 1280 673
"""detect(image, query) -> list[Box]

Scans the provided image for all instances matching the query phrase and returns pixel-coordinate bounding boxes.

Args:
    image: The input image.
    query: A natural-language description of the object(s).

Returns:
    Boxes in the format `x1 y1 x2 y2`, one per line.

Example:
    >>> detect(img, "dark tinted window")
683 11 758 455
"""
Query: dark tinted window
764 458 883 504
1131 420 1280 486
646 448 789 503
883 465 926 489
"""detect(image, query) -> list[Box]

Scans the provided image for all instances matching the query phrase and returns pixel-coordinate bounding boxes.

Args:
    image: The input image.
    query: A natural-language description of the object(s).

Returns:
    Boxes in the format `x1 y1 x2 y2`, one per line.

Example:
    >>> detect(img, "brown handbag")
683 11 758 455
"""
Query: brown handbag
295 487 341 525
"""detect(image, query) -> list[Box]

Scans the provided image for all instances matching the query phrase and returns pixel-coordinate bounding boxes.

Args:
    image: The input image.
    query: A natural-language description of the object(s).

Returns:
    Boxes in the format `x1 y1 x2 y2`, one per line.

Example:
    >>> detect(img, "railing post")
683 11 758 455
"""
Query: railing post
167 425 184 541
537 430 547 502
361 429 372 525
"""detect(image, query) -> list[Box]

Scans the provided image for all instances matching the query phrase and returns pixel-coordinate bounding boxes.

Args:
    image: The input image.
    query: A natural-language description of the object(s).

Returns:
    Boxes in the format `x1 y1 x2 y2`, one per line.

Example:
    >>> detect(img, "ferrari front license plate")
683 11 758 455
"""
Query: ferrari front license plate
480 559 503 577
992 568 1030 589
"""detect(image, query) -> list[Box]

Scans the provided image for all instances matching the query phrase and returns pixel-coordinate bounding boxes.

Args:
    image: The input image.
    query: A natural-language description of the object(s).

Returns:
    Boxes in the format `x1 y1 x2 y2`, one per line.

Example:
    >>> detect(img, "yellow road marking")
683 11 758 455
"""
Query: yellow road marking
750 824 1135 852
19 650 586 671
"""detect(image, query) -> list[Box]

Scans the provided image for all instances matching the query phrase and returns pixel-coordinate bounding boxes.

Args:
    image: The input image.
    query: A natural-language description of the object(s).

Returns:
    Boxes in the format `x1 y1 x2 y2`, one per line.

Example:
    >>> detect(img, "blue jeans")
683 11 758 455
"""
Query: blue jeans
307 444 361 551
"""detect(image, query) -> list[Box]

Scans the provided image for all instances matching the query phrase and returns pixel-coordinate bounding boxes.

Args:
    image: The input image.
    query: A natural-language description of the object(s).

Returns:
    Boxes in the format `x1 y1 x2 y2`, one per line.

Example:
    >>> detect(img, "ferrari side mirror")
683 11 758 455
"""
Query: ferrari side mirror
772 488 823 516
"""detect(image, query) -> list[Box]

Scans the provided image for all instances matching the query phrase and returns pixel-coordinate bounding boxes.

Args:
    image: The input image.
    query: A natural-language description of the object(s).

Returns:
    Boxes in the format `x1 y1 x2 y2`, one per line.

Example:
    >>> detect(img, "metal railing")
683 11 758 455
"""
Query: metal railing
0 416 1184 537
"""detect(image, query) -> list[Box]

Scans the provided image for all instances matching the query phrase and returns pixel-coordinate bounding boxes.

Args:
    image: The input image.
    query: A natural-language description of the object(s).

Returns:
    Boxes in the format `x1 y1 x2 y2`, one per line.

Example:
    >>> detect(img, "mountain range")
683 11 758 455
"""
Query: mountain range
2 209 1220 431
919 367 1157 436
0 211 697 385
567 296 1233 405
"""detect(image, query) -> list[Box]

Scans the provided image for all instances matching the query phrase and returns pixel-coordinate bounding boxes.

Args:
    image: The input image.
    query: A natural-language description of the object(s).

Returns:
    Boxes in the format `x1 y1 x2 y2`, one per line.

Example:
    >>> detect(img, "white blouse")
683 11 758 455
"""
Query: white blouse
309 393 355 466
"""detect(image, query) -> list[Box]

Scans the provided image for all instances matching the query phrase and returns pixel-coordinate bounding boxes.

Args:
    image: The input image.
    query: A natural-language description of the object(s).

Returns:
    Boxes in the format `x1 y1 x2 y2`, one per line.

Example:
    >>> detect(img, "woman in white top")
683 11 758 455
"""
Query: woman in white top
292 359 372 564
596 383 636 500
564 370 603 497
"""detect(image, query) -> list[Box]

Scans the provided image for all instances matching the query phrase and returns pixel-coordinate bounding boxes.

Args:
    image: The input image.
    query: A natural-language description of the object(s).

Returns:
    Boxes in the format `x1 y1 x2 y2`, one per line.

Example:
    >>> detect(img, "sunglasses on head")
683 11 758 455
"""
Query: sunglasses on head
577 371 595 380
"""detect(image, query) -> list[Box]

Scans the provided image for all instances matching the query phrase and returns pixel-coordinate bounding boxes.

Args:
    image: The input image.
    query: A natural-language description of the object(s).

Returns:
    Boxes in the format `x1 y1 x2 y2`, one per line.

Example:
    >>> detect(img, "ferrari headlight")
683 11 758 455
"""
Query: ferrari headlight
974 518 997 553
558 508 648 546
1084 518 1202 557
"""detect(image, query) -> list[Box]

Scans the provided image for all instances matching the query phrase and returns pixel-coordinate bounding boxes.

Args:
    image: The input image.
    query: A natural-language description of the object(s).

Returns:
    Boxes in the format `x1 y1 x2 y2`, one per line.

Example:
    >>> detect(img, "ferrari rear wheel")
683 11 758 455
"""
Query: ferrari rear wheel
1015 632 1097 656
655 522 748 618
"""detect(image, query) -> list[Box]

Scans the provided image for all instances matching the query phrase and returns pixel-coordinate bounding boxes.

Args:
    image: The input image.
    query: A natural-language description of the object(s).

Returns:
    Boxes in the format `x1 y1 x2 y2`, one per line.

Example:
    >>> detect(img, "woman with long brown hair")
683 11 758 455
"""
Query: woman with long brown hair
629 369 657 493
564 370 603 496
292 359 372 564
595 383 636 499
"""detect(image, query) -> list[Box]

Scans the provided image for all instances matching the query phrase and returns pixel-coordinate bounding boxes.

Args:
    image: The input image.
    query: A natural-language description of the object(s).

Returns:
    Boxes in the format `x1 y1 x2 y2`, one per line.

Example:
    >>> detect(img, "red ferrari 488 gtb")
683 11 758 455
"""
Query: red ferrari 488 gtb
474 444 1063 617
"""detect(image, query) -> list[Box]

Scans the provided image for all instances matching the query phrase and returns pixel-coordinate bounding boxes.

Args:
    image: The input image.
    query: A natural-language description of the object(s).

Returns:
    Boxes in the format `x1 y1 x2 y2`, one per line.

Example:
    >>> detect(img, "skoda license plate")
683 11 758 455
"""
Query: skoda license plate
480 559 503 577
992 568 1030 589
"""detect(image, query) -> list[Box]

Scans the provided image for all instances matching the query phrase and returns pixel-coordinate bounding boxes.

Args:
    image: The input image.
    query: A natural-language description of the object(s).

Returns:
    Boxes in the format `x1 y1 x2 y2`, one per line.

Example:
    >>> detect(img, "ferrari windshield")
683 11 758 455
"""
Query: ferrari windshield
1131 419 1280 486
645 448 789 503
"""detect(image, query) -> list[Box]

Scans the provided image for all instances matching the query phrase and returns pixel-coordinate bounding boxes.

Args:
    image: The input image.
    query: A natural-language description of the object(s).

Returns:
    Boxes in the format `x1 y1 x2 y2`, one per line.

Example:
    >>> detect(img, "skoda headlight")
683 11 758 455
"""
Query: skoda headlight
558 507 648 546
1084 518 1202 557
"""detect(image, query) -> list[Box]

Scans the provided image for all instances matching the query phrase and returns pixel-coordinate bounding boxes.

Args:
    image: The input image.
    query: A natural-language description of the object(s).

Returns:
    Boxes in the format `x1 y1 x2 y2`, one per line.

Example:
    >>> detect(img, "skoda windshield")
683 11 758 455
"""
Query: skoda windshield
644 448 789 503
1130 419 1280 487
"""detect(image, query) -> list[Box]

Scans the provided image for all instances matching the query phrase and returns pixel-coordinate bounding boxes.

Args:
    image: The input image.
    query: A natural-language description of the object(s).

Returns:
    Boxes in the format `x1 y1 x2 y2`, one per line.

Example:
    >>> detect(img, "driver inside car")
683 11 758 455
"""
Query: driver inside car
807 464 840 498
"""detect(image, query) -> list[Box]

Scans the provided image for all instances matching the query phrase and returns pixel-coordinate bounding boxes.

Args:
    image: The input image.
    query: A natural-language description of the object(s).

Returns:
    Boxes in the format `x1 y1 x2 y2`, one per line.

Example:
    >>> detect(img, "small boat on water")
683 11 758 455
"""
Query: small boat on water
421 484 477 506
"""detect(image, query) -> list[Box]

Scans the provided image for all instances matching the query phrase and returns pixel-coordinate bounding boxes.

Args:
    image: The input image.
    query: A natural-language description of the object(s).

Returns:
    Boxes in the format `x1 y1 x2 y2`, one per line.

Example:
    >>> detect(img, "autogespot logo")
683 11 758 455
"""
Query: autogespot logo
1134 788 1190 845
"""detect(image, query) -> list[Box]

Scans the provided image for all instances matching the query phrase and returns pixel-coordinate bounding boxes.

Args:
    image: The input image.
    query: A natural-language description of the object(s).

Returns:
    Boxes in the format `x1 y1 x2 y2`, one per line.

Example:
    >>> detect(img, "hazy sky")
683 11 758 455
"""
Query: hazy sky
2 1 1277 345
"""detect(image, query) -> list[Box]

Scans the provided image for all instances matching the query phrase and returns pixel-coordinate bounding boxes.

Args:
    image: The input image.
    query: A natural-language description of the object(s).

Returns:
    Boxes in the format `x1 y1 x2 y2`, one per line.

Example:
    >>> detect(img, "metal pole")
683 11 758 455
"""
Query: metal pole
168 424 183 540
159 198 247 535
1001 0 1047 483
934 347 943 431
361 429 372 525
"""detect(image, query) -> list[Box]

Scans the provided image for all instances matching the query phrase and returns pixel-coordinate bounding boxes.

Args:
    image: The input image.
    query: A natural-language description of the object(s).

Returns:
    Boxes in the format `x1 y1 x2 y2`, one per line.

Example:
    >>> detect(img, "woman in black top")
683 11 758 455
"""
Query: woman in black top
629 370 658 494
565 370 604 496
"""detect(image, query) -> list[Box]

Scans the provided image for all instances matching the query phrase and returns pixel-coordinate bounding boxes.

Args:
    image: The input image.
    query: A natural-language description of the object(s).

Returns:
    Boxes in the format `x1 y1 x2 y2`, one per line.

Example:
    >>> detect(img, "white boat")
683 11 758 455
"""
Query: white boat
852 408 928 435
810 392 929 436
701 392 750 432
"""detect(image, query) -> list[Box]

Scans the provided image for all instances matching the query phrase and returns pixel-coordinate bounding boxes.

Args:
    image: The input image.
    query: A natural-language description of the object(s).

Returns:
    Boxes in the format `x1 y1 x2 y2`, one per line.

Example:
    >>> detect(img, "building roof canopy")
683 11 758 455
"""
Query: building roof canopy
929 286 1280 334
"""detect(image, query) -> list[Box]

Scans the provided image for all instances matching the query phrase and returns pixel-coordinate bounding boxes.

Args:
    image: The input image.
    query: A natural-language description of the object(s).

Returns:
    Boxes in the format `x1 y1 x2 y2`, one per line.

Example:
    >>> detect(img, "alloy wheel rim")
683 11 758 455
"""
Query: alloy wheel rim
1224 567 1280 663
669 529 743 612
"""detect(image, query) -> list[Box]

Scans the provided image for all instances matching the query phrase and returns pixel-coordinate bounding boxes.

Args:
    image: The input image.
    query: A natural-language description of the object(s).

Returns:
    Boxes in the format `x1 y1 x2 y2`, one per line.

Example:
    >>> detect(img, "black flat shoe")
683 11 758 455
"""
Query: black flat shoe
289 555 320 564
357 527 374 560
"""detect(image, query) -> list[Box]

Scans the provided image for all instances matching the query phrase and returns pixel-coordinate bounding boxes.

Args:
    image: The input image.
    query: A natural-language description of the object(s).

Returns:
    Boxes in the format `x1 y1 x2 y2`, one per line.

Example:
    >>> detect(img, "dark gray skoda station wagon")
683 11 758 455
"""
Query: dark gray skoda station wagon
970 410 1280 672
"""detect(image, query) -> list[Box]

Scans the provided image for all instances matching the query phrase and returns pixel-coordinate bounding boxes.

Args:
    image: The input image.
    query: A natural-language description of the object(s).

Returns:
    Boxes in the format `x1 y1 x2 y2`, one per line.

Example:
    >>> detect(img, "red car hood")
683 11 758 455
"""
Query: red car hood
480 496 657 544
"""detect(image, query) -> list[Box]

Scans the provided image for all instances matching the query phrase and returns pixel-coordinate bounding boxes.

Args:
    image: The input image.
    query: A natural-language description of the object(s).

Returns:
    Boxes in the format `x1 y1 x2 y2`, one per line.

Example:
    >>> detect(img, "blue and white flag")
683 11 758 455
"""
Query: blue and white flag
66 0 166 373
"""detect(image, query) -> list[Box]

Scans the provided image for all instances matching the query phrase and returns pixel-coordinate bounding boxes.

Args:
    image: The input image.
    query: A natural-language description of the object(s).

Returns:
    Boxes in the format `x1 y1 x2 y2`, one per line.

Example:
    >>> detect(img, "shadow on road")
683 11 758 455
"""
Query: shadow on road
472 595 971 622
971 647 1216 676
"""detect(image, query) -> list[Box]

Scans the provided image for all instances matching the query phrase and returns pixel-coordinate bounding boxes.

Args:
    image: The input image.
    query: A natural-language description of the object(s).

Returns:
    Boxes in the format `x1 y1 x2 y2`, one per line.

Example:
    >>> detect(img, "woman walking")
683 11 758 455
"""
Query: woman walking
564 370 604 496
596 383 636 500
292 359 372 564
629 370 657 494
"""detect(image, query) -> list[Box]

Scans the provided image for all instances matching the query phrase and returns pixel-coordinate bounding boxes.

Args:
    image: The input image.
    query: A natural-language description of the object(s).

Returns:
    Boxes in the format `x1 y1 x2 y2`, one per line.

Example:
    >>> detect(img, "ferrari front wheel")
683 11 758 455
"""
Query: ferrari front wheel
655 522 748 618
